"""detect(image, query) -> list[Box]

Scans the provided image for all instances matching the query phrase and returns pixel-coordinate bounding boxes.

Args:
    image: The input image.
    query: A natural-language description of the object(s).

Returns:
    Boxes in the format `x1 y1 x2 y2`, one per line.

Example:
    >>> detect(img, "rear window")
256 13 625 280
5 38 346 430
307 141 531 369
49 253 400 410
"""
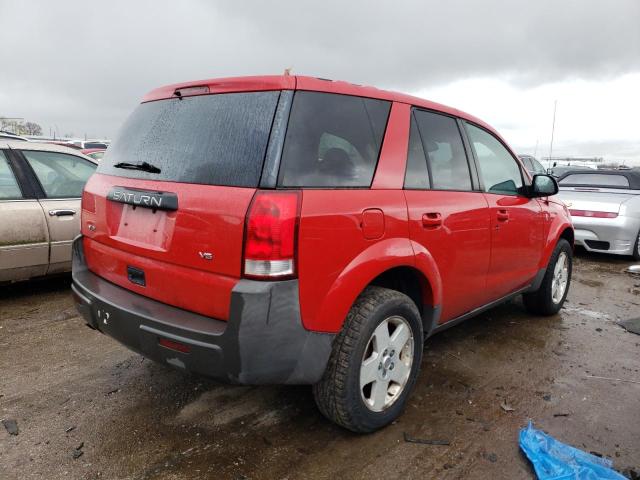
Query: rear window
559 173 630 187
97 91 280 187
278 91 390 188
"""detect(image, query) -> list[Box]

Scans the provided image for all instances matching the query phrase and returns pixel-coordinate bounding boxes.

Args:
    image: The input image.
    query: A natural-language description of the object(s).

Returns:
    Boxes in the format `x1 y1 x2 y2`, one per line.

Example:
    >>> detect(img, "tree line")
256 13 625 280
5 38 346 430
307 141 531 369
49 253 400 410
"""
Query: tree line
0 117 43 136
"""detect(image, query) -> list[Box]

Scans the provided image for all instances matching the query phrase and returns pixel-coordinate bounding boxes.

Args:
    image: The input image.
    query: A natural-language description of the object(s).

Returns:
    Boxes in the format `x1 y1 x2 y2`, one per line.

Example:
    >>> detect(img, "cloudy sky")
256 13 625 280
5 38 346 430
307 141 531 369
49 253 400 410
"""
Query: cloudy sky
1 0 639 164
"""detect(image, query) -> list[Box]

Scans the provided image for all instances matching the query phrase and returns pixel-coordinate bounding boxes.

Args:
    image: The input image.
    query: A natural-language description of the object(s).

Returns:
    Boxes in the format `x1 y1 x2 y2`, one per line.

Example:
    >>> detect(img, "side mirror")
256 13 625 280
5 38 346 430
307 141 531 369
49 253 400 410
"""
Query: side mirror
530 174 559 197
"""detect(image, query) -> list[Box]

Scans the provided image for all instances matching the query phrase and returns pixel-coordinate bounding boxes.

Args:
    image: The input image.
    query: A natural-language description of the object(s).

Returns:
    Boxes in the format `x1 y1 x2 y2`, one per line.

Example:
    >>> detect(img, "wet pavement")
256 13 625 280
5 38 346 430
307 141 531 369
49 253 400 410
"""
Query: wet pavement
1 250 639 479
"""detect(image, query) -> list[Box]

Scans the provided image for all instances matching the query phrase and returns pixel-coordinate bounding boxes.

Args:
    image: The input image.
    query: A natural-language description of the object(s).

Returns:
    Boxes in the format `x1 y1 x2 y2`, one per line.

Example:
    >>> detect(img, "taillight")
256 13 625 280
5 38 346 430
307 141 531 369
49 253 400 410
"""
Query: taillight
569 209 618 219
243 190 301 280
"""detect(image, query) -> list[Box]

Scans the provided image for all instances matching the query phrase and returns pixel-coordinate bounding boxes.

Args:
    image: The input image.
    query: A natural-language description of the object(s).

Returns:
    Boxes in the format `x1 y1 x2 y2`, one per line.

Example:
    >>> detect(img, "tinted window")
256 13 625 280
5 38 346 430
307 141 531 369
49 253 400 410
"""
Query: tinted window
84 142 108 149
0 151 22 199
278 92 390 187
23 151 96 198
466 124 523 195
531 158 546 174
413 110 472 191
98 91 280 187
404 118 430 189
559 173 630 187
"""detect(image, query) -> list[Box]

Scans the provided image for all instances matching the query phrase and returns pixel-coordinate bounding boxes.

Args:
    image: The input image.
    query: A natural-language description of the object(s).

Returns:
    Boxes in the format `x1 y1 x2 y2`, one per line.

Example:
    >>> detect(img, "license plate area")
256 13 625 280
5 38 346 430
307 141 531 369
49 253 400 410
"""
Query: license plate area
108 203 176 251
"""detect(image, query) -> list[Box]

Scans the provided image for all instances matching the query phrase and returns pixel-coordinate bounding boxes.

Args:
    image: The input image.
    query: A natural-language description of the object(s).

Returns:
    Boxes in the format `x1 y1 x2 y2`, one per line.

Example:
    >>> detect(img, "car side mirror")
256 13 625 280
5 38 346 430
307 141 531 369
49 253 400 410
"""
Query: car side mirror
530 174 559 197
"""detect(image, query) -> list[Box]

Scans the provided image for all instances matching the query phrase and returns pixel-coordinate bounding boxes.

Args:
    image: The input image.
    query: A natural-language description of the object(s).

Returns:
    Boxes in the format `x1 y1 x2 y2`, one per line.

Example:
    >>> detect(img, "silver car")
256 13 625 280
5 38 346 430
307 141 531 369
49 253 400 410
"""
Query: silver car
557 169 640 260
0 141 97 282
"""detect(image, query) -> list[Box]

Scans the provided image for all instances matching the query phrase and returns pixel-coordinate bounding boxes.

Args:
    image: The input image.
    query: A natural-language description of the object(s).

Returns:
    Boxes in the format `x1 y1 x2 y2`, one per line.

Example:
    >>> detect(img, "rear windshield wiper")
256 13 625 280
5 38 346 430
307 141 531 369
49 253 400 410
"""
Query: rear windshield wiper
113 161 161 174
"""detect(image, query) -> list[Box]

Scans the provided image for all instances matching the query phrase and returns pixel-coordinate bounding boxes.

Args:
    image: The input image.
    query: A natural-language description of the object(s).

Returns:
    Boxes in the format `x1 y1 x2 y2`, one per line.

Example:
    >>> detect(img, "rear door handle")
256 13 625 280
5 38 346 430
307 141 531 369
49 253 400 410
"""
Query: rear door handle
422 212 442 228
496 209 509 222
49 209 76 217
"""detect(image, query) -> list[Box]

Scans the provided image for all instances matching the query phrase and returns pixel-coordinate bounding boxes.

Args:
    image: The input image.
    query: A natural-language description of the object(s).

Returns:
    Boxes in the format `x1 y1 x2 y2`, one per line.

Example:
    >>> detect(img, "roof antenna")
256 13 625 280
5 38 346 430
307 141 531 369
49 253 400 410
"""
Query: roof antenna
283 67 292 76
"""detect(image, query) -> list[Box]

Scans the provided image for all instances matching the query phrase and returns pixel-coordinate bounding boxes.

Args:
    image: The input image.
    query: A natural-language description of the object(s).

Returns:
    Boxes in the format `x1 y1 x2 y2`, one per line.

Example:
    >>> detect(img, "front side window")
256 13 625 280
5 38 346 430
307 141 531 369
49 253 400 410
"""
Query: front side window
0 151 22 199
22 151 96 198
466 123 523 195
413 110 472 191
278 91 390 187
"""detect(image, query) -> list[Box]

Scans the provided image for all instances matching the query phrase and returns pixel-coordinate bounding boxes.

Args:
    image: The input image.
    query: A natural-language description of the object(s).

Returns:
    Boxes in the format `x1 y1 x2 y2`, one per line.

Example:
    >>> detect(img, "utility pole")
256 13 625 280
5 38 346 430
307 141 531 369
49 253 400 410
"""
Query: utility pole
548 100 557 168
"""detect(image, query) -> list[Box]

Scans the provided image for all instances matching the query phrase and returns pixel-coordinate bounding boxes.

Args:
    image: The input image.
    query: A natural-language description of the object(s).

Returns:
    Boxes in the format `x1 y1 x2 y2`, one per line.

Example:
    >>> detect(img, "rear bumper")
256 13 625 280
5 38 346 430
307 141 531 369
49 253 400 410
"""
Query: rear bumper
71 236 334 385
572 215 640 255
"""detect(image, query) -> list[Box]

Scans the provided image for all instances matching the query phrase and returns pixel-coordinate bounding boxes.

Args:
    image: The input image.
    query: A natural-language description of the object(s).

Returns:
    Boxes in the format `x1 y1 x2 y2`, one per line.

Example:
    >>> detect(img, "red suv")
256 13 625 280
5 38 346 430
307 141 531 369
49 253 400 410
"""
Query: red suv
72 75 573 432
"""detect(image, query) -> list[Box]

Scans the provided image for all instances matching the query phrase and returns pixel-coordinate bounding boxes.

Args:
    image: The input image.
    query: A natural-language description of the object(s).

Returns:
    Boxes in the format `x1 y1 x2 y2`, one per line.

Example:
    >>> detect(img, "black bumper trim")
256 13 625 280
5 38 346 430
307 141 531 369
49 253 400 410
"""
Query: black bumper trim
71 236 334 385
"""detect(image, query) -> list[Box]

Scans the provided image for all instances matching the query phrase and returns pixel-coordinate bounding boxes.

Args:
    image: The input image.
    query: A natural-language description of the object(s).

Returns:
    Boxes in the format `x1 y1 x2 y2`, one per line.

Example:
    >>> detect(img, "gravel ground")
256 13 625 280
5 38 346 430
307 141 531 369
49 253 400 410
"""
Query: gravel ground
1 249 639 479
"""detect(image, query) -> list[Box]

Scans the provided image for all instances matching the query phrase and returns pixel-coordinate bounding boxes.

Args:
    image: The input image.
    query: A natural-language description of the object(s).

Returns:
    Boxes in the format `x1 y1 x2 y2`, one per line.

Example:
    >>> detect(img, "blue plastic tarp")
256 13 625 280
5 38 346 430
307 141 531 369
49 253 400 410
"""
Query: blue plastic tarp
519 422 627 480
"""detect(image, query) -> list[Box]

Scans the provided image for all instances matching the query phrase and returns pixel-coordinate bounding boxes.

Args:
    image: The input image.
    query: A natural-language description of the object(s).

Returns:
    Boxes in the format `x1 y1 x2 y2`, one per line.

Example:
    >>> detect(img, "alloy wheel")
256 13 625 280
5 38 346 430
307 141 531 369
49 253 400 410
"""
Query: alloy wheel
360 316 414 412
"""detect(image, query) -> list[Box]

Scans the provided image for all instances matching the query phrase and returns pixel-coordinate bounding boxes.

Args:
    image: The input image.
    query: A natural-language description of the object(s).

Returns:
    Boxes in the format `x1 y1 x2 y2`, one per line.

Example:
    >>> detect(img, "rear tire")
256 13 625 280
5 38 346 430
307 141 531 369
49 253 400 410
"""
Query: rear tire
523 239 572 316
632 229 640 261
312 286 423 433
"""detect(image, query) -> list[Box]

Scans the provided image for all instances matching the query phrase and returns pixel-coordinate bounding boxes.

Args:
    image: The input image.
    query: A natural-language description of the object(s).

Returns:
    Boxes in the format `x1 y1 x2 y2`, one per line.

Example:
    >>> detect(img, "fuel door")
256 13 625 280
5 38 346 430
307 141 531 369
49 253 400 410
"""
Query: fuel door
361 208 385 240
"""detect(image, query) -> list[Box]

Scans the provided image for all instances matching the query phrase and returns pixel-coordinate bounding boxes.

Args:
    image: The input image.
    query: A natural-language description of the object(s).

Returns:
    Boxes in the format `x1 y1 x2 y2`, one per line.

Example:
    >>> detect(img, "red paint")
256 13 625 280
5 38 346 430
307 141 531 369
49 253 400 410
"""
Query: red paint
371 102 410 190
297 190 415 332
405 190 491 321
85 75 573 334
483 194 545 298
361 209 385 240
82 174 255 320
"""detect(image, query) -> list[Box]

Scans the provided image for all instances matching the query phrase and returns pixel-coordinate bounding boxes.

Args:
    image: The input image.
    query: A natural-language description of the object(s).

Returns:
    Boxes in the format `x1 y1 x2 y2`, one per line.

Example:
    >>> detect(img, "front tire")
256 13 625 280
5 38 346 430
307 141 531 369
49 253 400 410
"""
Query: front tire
312 286 423 433
523 239 572 316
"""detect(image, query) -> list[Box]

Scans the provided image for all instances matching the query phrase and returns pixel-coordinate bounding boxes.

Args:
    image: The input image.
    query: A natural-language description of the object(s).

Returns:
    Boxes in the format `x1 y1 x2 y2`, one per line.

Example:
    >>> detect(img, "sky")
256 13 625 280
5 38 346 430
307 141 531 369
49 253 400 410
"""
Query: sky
1 0 639 164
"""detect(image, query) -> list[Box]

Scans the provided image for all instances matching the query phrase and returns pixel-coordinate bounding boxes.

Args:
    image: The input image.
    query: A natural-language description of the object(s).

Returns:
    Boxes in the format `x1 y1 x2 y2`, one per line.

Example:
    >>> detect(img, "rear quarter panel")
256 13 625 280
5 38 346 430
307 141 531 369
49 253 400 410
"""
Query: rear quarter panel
297 190 438 333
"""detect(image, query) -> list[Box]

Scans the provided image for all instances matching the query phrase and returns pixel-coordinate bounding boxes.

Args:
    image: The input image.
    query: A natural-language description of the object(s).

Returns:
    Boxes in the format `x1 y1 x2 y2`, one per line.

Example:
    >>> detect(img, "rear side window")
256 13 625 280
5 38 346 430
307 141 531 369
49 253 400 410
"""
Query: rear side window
466 123 523 195
559 173 630 187
413 110 472 191
98 91 280 187
23 151 97 198
404 118 430 189
278 92 390 188
0 151 22 199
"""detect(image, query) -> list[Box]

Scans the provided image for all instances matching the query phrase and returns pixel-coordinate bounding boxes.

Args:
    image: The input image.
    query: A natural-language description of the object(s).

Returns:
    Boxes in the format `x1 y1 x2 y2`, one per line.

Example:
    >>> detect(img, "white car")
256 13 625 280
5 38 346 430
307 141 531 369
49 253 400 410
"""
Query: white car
557 169 640 260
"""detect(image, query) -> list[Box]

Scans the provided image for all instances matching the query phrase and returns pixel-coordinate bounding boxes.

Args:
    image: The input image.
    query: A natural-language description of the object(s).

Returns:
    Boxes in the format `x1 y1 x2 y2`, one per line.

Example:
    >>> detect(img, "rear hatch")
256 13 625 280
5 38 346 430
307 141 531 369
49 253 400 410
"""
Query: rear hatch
81 89 282 320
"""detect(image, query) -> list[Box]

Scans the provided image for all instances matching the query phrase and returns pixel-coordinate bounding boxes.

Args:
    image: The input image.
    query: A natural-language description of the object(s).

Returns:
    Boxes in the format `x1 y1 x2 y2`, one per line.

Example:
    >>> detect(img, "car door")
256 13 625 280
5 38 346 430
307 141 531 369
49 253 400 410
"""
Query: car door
0 148 50 282
463 123 545 300
19 149 97 273
404 109 491 323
